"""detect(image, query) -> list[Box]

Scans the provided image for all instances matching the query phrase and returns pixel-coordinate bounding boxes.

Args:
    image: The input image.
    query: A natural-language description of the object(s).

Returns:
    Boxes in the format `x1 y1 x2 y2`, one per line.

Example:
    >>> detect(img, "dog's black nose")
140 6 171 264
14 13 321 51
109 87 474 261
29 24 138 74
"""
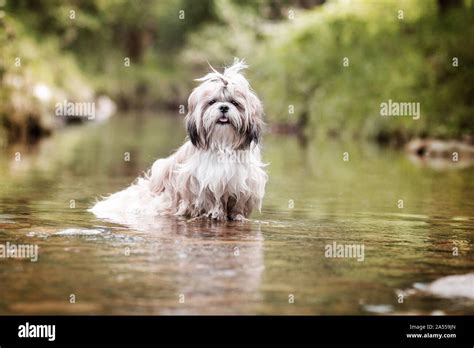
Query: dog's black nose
219 105 229 113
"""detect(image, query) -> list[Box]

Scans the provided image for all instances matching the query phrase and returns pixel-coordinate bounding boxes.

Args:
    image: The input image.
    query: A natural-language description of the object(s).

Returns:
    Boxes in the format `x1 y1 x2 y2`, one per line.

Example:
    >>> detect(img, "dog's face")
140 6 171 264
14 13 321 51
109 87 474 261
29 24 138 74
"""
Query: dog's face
185 60 263 150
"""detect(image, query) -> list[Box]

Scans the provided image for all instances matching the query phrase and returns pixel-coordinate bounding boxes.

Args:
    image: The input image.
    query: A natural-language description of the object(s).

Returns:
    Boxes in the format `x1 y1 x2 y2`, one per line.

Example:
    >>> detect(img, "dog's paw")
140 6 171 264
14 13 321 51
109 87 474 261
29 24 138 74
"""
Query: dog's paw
207 209 225 221
186 216 205 223
229 214 247 221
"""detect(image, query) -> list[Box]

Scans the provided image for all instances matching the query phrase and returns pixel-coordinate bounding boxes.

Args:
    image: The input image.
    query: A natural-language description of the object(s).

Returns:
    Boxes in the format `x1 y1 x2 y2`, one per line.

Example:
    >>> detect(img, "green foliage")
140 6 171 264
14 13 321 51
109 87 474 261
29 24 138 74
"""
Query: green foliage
1 0 473 144
1 0 217 144
0 11 93 144
186 0 474 141
252 0 474 140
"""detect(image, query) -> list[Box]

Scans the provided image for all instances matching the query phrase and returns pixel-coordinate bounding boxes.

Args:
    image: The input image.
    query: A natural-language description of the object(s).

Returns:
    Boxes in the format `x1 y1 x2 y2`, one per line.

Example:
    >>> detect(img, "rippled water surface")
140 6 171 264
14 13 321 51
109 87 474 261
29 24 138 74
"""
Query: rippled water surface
0 114 473 314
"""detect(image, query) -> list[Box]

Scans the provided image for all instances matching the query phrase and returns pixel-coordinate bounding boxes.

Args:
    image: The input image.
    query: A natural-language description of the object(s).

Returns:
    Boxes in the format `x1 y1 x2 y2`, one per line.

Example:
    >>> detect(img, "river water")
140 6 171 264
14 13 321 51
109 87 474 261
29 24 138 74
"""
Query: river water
0 114 472 314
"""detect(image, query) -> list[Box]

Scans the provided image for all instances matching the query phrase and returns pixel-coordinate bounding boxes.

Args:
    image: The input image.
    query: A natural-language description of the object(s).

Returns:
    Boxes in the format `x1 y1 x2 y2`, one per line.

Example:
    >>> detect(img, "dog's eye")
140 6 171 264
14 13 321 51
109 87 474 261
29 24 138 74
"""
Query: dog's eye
230 100 239 107
208 100 216 105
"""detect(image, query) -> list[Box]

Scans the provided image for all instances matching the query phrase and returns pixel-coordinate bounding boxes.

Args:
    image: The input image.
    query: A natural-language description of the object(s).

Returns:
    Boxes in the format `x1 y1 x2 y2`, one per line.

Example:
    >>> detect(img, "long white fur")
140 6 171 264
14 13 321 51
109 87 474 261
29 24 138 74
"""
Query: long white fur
90 59 267 221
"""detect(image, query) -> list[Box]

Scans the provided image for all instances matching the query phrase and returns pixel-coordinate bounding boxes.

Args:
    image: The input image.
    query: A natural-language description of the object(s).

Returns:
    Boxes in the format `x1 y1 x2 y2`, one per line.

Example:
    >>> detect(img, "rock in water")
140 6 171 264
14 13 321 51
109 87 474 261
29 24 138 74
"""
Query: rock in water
425 273 474 299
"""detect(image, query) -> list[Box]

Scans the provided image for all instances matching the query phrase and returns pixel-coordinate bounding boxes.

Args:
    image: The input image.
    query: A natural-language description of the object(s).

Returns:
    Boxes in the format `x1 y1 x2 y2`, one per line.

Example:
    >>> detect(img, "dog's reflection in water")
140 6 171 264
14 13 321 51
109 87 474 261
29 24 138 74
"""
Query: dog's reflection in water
96 213 265 314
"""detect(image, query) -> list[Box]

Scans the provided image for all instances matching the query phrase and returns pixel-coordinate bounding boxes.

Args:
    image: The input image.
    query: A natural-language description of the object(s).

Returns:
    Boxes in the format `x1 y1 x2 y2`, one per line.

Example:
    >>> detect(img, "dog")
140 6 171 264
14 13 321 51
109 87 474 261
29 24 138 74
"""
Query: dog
90 59 267 221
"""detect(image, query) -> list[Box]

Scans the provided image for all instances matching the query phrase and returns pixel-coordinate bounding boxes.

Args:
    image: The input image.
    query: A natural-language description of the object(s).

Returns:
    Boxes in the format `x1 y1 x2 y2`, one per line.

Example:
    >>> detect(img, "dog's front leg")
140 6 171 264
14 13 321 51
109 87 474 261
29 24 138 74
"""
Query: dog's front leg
227 195 256 221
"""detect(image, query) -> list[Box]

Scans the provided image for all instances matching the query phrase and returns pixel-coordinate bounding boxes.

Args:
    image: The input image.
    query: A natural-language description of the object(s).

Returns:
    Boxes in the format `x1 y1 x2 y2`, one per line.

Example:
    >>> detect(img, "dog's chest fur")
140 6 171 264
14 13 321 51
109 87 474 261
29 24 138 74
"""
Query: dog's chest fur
173 147 266 219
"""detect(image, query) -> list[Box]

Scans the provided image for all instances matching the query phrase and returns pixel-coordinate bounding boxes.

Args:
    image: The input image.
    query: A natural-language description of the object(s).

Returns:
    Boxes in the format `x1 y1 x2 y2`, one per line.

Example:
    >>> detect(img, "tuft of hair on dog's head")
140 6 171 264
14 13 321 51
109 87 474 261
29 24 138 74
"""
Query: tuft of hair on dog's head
185 58 263 151
196 58 249 87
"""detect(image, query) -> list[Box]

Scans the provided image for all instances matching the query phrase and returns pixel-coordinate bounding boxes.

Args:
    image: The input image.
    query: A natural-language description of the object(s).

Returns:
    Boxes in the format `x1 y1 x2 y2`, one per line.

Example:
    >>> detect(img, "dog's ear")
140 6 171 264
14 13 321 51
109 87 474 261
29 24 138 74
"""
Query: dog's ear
185 113 200 147
185 90 202 148
242 115 263 147
241 91 264 148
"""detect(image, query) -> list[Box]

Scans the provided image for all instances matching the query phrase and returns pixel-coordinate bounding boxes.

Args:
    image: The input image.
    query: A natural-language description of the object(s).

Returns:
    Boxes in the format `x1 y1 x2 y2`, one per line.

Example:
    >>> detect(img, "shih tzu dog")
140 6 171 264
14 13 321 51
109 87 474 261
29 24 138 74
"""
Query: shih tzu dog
90 59 267 221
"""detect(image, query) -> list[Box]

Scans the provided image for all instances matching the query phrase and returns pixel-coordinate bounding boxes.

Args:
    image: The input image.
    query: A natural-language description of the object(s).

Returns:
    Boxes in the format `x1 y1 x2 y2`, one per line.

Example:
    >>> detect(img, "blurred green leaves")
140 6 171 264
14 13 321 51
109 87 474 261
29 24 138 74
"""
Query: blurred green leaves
1 0 473 145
